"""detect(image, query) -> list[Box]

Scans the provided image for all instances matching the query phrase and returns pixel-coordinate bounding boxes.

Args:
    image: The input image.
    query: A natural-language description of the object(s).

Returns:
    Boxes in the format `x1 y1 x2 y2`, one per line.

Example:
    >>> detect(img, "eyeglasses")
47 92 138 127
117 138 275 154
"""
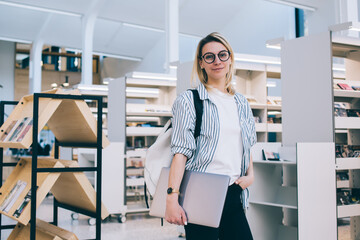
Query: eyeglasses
201 50 230 64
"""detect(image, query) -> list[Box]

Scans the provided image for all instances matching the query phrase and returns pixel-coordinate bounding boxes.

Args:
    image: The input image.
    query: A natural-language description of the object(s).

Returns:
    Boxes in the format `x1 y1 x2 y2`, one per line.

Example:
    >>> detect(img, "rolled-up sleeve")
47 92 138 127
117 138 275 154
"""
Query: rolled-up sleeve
170 93 196 159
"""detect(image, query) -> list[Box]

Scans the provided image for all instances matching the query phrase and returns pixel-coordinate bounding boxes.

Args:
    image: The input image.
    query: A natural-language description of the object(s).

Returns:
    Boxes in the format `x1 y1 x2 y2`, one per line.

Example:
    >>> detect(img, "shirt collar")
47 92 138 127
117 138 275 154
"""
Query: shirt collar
196 83 210 101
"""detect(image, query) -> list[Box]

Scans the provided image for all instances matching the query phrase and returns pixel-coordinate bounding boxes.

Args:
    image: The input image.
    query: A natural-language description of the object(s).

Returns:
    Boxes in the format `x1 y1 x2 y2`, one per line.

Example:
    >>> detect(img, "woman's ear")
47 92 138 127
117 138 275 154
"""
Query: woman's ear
199 59 204 69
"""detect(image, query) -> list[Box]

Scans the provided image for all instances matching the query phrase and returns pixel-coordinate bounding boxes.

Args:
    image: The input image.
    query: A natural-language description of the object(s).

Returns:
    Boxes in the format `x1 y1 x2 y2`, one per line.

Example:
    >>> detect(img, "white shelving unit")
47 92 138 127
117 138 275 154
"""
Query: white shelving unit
280 31 360 239
108 72 176 219
248 142 336 240
233 54 282 142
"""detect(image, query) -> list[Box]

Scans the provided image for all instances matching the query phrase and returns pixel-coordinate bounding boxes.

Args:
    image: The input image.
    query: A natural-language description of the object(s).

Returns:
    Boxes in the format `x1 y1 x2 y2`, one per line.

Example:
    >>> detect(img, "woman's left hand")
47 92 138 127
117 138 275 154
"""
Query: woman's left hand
235 175 254 190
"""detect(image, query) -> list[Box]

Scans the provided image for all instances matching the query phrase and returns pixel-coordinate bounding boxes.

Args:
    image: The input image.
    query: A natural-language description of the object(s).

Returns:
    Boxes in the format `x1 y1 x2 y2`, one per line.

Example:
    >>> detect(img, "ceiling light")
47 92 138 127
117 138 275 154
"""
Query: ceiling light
267 81 277 88
265 0 316 11
130 72 177 81
266 37 284 50
0 1 82 17
329 21 360 32
51 83 58 88
122 23 164 33
235 54 281 65
0 36 31 44
93 51 142 61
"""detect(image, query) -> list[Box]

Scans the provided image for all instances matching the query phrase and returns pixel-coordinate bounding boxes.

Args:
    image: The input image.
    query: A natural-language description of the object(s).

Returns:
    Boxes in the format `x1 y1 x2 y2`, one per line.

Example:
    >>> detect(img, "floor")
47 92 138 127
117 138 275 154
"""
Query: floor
0 196 352 239
1 196 181 240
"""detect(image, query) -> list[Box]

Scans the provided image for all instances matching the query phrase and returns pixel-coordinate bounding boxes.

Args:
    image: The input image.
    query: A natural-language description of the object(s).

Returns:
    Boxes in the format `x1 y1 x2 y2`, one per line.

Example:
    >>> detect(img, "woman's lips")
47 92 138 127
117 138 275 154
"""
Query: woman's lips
212 67 223 71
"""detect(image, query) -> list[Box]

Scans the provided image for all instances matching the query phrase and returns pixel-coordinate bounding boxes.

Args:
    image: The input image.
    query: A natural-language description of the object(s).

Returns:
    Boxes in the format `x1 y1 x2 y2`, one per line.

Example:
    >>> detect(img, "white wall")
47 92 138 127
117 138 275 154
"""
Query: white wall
135 35 166 73
305 0 337 35
222 0 295 57
0 40 15 102
136 0 296 72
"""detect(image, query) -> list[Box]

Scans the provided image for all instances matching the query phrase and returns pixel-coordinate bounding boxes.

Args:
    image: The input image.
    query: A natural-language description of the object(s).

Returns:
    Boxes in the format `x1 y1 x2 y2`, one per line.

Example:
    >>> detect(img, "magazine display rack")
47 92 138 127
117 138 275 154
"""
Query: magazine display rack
0 89 110 239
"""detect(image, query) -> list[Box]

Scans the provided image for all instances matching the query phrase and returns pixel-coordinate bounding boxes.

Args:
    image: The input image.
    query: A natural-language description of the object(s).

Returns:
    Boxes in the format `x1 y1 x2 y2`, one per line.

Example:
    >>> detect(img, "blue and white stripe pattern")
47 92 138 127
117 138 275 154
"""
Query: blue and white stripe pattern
171 83 257 208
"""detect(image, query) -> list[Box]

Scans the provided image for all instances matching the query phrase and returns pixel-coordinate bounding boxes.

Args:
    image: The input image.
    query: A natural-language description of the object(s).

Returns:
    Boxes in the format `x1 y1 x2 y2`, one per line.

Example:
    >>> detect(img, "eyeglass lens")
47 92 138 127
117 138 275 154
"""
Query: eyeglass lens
202 50 230 64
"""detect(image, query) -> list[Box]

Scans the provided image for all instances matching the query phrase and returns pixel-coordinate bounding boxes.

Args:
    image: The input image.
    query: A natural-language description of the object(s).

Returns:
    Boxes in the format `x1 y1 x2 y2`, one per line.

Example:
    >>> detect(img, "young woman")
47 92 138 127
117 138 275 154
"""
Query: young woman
165 32 256 240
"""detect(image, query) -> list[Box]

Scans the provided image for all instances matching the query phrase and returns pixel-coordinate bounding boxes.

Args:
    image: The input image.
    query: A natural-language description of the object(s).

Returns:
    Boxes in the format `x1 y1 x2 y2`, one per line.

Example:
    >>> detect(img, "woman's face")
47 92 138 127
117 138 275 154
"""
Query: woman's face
199 41 231 83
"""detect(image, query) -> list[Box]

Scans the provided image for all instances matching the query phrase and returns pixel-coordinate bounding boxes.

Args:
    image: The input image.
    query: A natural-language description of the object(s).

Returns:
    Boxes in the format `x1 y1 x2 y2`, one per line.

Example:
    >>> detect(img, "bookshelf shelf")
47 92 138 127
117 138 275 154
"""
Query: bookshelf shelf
249 200 297 210
267 123 282 132
126 127 162 137
336 158 360 170
255 123 267 132
335 117 360 129
338 204 360 218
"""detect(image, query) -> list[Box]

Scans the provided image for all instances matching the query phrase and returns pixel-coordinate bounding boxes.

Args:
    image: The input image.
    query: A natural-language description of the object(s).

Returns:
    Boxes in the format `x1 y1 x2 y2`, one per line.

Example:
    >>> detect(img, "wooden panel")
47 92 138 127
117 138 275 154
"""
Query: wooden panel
0 89 62 149
8 218 78 240
47 99 109 147
50 160 109 219
0 158 63 225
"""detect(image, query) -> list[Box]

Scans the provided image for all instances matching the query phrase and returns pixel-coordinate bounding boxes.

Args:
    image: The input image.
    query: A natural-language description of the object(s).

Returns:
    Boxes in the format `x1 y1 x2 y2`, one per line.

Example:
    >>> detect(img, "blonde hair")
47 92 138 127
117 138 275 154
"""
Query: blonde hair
191 32 235 95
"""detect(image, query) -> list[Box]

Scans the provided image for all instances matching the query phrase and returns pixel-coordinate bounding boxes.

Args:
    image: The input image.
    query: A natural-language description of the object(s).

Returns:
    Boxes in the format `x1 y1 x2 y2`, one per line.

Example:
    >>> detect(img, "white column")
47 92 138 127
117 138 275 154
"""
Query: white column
29 40 43 94
29 14 52 94
81 0 105 85
81 16 95 85
0 40 15 102
165 0 179 74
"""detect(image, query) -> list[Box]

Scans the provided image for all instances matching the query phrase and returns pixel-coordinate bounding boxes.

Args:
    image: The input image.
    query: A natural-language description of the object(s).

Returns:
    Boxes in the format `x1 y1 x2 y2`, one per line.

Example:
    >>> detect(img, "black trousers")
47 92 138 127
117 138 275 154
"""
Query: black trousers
184 184 253 240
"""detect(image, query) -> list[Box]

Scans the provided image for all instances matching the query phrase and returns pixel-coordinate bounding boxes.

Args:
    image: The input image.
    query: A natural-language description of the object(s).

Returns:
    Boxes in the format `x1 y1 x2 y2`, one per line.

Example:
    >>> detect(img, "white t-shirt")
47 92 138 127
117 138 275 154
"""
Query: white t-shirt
206 87 243 185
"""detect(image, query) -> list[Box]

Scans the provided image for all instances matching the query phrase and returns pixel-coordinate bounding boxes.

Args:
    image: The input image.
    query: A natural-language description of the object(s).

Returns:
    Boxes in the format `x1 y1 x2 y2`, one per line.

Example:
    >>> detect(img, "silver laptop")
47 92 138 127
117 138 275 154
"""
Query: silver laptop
149 167 230 228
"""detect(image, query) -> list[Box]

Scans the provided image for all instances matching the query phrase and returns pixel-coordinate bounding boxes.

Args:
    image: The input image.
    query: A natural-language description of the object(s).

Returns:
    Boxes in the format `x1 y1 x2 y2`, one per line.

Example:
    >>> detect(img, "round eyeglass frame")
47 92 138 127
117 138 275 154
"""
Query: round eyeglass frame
200 50 231 64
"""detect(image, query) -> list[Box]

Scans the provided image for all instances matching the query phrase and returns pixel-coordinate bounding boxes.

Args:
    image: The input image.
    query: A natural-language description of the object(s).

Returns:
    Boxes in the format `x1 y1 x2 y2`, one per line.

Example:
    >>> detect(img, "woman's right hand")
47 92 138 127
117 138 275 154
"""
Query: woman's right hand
165 194 187 226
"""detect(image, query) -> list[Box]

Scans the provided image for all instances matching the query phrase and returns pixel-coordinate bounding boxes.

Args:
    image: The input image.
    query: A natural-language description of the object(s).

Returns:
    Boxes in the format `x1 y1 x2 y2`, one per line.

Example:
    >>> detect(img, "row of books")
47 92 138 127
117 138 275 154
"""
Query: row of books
0 117 33 142
337 189 360 205
0 180 31 218
246 96 282 106
334 102 360 117
336 145 360 158
335 83 360 91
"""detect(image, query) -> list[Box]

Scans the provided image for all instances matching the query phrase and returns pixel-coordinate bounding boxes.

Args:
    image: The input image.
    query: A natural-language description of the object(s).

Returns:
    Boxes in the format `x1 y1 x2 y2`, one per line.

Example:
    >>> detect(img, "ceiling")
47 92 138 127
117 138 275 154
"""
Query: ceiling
0 0 317 61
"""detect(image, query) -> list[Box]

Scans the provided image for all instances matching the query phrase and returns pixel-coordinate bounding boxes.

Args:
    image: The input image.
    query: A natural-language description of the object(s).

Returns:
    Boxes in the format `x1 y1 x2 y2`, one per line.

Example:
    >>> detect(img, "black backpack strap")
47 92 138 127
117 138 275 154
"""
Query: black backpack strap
190 89 203 139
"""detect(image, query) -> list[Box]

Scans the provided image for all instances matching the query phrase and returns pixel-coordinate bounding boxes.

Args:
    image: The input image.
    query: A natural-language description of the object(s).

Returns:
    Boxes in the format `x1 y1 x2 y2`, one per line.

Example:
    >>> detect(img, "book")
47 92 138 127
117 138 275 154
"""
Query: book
262 149 280 161
0 120 18 141
7 117 29 142
0 180 27 213
337 83 353 91
16 118 33 142
346 109 360 117
352 86 360 91
13 189 31 218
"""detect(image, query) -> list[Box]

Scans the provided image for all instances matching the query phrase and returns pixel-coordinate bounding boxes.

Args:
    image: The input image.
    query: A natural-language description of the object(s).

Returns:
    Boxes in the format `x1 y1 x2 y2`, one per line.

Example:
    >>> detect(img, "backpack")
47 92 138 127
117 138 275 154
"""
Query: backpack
144 89 203 197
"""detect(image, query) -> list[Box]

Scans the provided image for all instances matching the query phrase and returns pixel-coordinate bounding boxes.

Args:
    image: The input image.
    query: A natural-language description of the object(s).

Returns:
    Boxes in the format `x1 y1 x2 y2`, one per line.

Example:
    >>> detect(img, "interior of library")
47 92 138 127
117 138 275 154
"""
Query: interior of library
0 0 360 239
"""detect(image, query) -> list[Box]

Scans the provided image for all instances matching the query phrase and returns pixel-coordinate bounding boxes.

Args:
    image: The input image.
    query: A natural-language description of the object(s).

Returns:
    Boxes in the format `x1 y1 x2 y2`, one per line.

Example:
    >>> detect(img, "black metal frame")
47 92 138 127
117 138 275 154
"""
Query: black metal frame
0 101 19 237
0 93 104 240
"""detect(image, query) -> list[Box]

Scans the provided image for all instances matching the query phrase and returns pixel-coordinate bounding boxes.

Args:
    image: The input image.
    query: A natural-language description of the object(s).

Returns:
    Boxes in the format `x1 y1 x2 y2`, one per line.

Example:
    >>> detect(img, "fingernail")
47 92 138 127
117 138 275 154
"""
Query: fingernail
185 221 188 225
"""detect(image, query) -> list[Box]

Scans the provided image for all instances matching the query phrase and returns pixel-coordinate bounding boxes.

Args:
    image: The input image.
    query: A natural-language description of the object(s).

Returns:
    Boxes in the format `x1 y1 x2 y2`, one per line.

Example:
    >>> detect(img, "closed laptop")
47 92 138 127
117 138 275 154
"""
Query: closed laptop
149 167 230 228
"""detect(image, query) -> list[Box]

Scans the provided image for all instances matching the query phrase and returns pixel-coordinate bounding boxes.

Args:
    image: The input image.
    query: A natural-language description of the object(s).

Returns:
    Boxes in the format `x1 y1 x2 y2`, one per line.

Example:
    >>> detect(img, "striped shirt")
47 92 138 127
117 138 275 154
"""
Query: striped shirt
171 83 257 208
